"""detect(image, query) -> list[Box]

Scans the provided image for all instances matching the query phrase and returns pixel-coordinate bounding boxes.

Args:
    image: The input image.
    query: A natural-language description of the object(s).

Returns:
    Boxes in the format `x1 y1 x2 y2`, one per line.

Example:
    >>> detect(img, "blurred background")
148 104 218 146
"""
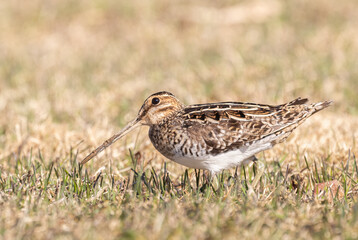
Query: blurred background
0 0 357 166
1 1 358 238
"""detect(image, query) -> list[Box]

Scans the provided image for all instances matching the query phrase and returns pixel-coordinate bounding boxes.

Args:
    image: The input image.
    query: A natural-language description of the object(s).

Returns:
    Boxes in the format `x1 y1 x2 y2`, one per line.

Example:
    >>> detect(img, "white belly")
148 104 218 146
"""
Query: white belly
167 135 277 173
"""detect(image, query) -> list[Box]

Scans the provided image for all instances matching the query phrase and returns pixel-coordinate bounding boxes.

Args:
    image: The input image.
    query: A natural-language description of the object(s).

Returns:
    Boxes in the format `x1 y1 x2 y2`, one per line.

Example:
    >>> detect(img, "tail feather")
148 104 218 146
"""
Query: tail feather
287 97 309 106
311 100 333 114
270 99 332 145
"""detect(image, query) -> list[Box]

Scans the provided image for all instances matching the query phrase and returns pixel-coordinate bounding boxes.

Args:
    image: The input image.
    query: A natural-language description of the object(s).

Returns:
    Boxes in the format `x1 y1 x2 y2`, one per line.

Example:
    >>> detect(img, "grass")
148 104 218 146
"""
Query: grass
1 149 358 239
1 0 358 239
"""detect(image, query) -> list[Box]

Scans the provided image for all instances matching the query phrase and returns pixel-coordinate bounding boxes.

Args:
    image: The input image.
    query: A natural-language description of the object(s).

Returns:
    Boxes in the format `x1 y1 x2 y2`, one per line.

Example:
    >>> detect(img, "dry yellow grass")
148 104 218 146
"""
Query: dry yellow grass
0 0 358 239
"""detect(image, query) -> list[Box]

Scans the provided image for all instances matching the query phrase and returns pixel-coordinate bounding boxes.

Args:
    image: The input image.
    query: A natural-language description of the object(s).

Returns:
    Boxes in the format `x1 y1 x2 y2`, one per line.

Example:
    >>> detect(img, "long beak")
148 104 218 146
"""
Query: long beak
81 118 142 165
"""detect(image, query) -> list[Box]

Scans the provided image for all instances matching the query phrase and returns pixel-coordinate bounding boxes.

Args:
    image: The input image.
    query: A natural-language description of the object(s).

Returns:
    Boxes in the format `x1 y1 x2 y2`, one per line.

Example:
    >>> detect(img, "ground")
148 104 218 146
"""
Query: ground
0 0 358 239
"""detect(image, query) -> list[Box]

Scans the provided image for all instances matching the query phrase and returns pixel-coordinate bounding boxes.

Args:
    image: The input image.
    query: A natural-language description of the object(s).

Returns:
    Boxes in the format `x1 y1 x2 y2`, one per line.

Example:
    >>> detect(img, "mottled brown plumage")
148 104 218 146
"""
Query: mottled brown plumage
81 91 331 173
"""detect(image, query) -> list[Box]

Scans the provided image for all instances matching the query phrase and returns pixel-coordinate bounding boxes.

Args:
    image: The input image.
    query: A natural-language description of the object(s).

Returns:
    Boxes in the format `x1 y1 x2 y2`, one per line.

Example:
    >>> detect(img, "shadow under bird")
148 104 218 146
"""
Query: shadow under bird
81 91 331 173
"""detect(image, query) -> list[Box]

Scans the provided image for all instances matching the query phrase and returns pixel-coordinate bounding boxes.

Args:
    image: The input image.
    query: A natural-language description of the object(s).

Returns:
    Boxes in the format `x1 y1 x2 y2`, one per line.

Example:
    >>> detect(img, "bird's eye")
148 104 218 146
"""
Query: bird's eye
152 97 160 105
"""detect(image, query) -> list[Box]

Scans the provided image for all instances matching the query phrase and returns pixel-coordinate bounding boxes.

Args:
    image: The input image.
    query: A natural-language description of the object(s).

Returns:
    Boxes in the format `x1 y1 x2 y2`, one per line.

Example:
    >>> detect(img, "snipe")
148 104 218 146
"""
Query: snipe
81 91 331 173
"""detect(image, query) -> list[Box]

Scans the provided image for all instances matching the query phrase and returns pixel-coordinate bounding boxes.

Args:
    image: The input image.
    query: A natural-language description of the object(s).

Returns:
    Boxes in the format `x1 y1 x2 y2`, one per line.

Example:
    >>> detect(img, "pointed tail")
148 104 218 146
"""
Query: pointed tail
310 100 333 115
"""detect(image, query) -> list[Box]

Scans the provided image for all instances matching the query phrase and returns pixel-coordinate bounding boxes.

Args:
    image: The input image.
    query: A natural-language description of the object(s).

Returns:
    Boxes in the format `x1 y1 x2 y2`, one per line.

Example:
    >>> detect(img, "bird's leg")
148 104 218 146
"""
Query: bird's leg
199 170 214 192
252 158 265 188
205 170 213 187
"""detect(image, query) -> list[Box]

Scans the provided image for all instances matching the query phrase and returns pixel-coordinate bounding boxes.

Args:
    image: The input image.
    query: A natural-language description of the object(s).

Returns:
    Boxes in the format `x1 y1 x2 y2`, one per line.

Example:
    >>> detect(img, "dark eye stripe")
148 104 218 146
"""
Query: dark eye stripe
154 106 175 114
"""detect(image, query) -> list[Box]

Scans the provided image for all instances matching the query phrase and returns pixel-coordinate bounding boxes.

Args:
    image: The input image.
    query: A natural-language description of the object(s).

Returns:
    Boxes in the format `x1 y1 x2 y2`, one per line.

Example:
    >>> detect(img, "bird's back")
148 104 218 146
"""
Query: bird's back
181 98 332 153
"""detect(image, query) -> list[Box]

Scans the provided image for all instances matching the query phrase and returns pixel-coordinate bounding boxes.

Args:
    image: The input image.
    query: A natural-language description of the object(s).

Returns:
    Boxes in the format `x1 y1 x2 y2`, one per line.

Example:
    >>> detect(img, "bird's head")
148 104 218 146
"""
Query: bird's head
80 91 184 164
137 91 184 125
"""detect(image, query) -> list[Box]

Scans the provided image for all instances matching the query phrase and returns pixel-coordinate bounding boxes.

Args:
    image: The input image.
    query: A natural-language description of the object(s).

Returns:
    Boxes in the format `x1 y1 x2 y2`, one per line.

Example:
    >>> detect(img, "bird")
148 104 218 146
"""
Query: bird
81 91 332 174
